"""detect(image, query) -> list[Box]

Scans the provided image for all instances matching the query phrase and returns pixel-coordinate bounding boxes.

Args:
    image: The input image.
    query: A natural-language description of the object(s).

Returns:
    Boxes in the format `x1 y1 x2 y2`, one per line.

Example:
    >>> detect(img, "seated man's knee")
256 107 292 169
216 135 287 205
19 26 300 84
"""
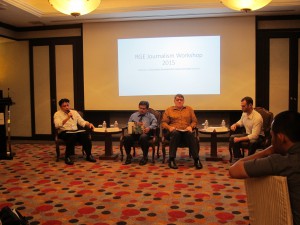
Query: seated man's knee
124 135 134 144
139 133 148 140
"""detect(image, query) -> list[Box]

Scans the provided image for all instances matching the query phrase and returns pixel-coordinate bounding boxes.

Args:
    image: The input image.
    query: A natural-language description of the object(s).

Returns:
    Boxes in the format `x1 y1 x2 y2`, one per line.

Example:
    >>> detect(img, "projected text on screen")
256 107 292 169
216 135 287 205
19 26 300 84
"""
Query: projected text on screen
118 36 220 96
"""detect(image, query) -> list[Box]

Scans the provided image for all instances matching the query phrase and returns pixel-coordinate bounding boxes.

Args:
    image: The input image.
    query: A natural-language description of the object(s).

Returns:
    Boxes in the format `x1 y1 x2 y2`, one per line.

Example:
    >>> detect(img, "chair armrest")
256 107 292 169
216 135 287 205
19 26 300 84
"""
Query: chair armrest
121 126 128 133
161 128 169 142
120 126 128 140
230 126 246 135
192 127 199 136
54 129 60 141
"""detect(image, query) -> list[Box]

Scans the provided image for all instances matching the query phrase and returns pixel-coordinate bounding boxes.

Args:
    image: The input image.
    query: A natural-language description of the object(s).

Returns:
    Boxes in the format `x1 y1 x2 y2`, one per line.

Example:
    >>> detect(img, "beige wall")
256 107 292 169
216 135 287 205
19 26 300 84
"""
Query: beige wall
0 41 31 137
0 17 297 137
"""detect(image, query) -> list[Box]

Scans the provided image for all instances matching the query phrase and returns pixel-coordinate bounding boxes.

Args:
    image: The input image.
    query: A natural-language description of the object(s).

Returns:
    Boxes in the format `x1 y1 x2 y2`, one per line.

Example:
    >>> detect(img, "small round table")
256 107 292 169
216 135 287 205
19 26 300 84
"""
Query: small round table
199 127 230 161
93 128 122 160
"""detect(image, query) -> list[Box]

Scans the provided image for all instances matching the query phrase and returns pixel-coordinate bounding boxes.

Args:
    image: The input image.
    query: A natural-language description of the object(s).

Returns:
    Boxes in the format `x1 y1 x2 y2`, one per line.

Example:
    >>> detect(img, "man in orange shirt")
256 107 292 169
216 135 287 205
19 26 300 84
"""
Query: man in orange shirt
161 94 202 169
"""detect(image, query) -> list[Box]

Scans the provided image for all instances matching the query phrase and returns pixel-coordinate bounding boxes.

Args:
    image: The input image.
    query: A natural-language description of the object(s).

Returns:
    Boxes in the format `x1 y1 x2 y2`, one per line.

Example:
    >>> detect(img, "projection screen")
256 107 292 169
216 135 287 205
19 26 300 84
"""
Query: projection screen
83 16 255 110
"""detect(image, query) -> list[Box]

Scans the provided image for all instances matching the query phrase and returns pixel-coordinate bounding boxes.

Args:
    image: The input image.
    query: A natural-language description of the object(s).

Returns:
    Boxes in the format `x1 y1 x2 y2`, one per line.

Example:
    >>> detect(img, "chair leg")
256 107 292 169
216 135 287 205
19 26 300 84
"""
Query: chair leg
56 144 60 162
162 145 166 163
133 147 136 157
156 142 160 159
120 142 124 161
228 143 233 163
152 146 155 164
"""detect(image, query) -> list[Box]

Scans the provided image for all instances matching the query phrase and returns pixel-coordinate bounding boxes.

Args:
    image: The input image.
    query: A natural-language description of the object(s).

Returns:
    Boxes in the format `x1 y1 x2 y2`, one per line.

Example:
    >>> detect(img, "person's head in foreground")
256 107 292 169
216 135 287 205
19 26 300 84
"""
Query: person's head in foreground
271 110 300 154
229 110 300 179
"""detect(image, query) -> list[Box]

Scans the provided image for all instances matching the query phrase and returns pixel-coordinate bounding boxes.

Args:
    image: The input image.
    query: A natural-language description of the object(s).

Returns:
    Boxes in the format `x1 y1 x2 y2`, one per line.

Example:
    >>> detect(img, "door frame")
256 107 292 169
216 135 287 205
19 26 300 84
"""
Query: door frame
29 36 84 139
256 16 300 111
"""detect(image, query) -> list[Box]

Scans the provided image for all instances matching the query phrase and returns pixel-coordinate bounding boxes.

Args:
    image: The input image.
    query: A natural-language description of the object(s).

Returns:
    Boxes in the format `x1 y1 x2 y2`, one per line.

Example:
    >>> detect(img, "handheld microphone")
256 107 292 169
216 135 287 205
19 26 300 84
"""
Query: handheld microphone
66 110 73 120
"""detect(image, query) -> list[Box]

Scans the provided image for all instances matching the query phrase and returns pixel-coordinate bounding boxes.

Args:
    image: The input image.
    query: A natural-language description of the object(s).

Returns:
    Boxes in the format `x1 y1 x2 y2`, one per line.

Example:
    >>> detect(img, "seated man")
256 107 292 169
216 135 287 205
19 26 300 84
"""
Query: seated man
161 94 202 169
123 101 157 165
229 96 264 161
54 98 96 165
229 111 300 225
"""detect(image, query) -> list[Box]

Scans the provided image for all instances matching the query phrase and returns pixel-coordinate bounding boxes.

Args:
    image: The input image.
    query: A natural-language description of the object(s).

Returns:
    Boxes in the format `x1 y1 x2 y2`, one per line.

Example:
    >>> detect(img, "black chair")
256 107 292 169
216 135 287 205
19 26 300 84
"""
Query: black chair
229 107 274 162
54 110 91 162
119 108 161 163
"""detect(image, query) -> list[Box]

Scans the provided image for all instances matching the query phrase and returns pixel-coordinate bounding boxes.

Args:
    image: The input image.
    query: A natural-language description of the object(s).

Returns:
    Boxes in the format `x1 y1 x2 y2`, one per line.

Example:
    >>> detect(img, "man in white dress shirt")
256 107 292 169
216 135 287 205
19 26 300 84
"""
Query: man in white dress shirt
229 96 264 162
54 98 96 165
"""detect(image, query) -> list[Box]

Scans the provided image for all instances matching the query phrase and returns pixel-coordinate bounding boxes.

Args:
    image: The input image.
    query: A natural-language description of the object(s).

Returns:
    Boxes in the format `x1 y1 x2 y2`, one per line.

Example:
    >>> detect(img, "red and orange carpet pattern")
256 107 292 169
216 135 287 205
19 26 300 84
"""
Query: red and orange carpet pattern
0 143 249 225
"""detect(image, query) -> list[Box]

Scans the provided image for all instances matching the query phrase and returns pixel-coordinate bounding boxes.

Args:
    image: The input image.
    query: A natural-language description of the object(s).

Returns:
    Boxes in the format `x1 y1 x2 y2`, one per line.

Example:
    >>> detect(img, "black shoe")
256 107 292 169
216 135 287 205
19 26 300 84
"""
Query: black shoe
168 159 178 169
86 155 96 162
65 157 74 165
139 157 148 165
194 158 203 169
124 155 132 165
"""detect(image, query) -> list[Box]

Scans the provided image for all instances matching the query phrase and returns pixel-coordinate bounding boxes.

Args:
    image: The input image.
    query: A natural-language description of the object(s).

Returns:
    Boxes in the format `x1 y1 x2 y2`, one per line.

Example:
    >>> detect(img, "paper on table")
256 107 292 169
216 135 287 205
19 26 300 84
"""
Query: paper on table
176 129 188 132
94 127 106 132
66 130 86 133
94 127 121 132
106 127 121 132
205 127 228 132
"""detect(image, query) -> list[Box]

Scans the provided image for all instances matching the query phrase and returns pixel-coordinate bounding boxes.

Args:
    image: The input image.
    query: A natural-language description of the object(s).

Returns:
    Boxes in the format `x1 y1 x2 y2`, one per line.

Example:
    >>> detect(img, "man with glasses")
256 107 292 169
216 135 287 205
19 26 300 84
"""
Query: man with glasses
229 96 264 162
123 101 157 165
161 94 202 169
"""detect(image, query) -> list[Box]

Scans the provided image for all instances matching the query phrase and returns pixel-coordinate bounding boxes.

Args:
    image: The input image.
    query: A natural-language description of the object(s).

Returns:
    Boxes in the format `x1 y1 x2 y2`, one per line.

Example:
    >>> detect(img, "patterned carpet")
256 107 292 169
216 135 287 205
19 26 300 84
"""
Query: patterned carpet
0 143 249 225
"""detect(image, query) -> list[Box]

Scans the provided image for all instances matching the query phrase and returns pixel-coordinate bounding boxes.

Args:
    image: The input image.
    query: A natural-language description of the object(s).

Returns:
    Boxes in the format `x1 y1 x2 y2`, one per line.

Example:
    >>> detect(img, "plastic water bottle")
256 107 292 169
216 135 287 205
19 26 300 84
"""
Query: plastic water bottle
204 120 208 129
221 119 226 128
114 121 118 129
102 121 107 129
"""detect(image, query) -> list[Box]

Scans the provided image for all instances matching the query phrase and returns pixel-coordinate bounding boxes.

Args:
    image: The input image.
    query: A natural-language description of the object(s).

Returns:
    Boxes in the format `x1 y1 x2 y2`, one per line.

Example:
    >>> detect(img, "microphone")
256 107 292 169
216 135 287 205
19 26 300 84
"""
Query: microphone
66 110 73 120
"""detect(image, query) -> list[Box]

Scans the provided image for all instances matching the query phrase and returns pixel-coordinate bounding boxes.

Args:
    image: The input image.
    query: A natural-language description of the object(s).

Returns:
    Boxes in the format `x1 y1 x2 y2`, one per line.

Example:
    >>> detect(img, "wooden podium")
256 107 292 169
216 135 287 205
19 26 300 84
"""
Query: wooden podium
0 97 13 160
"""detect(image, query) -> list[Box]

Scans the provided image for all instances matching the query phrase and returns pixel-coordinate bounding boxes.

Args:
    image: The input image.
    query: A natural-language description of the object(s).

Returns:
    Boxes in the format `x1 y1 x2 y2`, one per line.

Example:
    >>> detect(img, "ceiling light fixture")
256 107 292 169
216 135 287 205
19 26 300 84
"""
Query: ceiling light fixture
49 0 101 17
220 0 272 12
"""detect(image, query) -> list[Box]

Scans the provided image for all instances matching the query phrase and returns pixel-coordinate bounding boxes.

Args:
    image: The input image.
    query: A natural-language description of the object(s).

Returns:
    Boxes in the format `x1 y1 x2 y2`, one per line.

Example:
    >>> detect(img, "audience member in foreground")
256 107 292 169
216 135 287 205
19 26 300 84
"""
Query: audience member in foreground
54 98 96 165
123 101 157 165
161 94 202 169
229 96 264 162
229 111 300 225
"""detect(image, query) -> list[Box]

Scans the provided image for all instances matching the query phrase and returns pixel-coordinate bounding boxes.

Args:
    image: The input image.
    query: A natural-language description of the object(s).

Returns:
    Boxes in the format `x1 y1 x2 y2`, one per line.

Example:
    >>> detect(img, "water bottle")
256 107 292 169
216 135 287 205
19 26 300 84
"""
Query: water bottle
114 121 118 129
204 120 208 129
102 121 107 129
221 119 226 128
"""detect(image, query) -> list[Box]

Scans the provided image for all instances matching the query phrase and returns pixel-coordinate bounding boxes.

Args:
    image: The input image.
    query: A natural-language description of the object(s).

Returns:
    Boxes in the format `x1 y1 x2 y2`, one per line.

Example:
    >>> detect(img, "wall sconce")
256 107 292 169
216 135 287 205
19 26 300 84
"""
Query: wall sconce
49 0 101 17
221 0 272 12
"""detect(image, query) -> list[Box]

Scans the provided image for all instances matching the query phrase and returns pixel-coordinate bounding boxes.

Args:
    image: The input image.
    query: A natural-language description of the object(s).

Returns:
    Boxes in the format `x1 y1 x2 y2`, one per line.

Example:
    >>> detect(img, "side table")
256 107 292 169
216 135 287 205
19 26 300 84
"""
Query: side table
93 127 122 160
199 127 230 161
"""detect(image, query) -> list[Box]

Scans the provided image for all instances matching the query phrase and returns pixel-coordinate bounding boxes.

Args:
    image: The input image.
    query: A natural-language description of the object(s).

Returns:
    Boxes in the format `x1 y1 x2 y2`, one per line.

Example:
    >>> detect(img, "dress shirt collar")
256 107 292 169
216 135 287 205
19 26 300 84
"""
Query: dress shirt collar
246 110 254 119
